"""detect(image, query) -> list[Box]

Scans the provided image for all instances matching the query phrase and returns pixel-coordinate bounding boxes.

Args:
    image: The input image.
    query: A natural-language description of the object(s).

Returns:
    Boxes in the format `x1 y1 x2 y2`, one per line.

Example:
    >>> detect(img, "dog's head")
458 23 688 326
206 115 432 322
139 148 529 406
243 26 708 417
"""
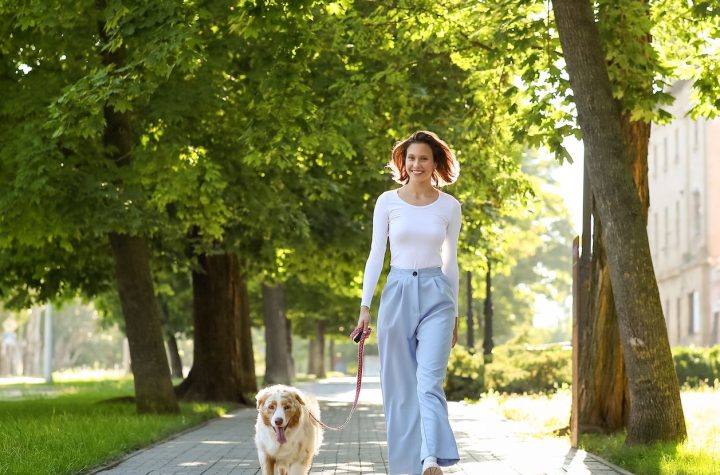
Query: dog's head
256 385 305 444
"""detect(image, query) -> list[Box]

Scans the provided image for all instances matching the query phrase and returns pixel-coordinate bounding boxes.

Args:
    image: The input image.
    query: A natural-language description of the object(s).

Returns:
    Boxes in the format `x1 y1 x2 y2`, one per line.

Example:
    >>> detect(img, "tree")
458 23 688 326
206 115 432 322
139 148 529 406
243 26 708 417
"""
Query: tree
441 0 717 439
552 0 686 443
575 0 660 434
0 0 213 413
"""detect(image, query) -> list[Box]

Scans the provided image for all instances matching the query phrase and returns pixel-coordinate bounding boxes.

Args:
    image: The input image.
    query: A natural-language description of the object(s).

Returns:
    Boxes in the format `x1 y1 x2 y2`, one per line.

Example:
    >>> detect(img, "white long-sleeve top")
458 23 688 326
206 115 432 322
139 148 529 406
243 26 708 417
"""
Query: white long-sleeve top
361 189 462 316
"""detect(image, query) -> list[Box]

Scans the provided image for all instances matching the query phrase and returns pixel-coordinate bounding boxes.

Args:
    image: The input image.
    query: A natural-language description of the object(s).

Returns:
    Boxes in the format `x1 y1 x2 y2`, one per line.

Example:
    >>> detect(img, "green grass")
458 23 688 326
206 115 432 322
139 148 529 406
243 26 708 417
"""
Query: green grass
477 386 720 475
580 386 720 475
0 378 233 475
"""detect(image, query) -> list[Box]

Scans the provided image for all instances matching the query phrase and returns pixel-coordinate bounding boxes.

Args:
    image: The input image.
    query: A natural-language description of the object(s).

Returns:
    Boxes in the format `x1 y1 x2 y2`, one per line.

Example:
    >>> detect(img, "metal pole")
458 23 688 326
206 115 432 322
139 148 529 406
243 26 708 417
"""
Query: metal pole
466 271 475 348
43 303 53 383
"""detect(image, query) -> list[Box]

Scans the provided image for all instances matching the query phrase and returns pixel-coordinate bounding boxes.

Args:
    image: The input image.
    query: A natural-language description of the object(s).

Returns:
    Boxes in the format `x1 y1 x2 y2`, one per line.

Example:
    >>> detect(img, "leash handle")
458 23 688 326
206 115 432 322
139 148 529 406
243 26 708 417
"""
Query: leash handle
306 326 372 431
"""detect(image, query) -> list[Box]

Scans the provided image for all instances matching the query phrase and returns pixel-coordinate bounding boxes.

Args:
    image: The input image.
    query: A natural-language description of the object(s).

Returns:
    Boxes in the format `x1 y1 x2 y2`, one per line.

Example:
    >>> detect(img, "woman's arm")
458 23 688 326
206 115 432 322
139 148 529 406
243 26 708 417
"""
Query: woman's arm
441 200 462 318
358 193 388 327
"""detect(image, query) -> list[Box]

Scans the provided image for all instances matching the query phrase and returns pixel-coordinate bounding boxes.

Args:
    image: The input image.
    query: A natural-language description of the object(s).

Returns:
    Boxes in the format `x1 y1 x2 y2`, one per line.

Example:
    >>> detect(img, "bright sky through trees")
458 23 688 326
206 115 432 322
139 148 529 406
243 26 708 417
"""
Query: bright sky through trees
532 138 583 330
552 138 584 236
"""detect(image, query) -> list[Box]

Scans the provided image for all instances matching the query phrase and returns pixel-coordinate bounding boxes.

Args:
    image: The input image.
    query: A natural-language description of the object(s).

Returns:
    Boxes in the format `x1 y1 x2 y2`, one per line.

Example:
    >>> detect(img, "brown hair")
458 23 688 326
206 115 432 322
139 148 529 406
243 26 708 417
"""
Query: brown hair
388 130 460 187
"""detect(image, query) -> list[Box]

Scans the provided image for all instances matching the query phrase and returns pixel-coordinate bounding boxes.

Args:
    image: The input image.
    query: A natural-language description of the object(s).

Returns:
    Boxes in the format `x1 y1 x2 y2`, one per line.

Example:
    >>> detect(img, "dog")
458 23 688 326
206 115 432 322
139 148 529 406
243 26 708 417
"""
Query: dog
254 384 323 475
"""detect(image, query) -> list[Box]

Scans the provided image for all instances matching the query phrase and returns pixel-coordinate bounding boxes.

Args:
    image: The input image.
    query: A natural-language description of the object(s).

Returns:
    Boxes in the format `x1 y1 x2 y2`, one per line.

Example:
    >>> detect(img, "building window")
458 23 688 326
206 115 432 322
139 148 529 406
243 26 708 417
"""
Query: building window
689 291 700 335
713 311 720 345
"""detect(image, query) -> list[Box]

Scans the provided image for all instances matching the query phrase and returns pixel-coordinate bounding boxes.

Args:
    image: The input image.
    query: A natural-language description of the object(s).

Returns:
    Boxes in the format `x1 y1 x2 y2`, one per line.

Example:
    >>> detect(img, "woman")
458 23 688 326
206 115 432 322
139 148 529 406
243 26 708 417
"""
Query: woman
356 130 461 475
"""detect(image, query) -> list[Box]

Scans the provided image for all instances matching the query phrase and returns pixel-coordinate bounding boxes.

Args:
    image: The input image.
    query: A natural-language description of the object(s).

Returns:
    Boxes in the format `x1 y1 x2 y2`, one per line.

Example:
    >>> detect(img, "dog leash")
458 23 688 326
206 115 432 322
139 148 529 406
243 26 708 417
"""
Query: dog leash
305 326 372 431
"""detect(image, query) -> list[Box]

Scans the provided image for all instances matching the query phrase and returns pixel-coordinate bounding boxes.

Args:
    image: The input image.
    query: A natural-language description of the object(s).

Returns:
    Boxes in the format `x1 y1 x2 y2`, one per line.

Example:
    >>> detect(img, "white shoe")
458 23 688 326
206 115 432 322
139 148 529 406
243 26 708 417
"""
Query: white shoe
422 458 442 475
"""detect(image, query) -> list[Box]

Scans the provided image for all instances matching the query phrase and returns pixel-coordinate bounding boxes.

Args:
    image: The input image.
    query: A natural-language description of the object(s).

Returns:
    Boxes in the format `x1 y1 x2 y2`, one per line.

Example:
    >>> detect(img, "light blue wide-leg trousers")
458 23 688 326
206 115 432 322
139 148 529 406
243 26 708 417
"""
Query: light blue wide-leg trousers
377 266 460 475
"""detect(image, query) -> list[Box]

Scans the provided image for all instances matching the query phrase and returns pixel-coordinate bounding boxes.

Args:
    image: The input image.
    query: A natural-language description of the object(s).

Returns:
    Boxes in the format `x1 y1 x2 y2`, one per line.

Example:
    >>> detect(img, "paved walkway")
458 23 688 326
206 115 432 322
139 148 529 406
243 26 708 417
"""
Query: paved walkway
92 377 632 475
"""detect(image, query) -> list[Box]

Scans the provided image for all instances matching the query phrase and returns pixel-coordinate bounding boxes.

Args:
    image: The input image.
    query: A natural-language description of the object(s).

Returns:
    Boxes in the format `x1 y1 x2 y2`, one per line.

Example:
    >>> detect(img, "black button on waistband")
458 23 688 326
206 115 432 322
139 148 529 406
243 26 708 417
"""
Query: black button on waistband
412 271 418 276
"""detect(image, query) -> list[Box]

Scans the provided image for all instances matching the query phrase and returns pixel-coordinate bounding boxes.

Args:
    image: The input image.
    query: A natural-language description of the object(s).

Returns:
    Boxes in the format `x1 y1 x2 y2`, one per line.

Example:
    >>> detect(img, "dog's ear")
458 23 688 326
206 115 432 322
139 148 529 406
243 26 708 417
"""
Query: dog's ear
293 392 305 406
256 389 270 410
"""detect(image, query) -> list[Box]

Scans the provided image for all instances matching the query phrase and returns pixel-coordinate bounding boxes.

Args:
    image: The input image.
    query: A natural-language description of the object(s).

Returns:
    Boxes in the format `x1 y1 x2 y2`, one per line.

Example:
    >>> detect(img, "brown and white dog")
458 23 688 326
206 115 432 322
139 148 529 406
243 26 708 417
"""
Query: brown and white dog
254 384 323 475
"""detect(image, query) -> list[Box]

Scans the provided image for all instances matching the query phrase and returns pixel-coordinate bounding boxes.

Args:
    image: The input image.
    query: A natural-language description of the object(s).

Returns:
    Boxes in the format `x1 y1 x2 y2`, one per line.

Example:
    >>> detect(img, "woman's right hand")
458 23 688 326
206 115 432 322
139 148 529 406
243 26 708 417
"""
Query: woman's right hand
357 305 371 330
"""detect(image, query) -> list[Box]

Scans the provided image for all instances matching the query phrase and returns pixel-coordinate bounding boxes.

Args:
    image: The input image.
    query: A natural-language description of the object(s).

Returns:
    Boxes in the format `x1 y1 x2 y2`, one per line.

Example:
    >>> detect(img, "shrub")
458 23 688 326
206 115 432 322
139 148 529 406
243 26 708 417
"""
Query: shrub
442 342 720 398
444 345 484 400
673 346 720 387
484 345 572 394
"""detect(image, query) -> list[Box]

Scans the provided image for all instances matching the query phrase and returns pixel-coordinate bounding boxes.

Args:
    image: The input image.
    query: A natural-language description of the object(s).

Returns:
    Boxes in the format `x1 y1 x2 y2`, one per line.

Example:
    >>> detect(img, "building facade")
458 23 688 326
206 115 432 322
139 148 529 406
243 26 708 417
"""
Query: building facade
648 80 720 347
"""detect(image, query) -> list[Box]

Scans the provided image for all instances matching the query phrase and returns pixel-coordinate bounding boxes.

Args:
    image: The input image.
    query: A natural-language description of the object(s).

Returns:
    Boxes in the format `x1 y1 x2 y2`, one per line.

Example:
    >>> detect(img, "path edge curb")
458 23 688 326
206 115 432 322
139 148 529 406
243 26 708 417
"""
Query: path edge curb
582 449 636 475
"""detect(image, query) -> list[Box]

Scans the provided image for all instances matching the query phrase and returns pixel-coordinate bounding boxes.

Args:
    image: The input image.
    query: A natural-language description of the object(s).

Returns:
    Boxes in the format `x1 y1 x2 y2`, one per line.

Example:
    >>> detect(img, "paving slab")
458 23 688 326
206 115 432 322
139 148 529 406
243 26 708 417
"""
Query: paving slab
92 377 632 475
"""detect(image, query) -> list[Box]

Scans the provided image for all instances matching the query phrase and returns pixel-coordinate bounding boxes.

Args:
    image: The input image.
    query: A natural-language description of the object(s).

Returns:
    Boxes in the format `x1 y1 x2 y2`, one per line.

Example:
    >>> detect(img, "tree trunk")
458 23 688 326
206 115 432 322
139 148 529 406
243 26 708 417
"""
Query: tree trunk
176 252 255 403
553 0 686 444
262 283 294 385
579 220 628 433
579 115 649 434
466 271 475 348
308 321 326 378
238 266 258 394
307 338 317 375
483 263 494 362
97 10 177 414
110 234 179 413
166 333 184 379
286 316 295 377
158 299 184 379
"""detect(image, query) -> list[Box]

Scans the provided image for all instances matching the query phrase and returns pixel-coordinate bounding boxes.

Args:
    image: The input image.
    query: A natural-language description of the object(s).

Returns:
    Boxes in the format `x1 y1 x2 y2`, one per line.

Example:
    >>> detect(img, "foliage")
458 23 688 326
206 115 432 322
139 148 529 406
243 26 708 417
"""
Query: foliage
0 0 202 307
448 344 720 397
484 344 572 395
673 346 720 388
1 1 534 338
650 0 720 119
2 0 718 367
444 344 485 401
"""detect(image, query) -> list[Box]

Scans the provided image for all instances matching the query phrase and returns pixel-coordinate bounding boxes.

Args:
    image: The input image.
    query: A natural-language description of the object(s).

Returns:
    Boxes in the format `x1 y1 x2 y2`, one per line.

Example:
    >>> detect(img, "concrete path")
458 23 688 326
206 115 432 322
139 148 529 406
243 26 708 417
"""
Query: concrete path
92 377 632 475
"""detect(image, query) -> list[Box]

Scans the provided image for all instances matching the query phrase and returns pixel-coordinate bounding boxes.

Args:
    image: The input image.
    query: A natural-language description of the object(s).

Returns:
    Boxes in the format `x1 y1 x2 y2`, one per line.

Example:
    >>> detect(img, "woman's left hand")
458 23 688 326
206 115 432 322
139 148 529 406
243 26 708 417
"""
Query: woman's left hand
451 318 458 348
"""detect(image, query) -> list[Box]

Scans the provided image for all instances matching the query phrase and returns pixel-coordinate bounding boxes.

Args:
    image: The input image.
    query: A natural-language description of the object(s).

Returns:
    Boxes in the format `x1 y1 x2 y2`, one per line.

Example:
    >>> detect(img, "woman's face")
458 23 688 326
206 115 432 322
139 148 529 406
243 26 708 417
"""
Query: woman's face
405 142 435 184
